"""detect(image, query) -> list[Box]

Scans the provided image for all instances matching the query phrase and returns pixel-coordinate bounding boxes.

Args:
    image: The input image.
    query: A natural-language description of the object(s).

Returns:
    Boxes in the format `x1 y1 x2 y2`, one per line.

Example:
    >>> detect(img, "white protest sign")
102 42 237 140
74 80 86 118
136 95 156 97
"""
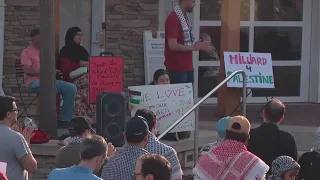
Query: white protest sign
128 83 195 134
224 52 275 88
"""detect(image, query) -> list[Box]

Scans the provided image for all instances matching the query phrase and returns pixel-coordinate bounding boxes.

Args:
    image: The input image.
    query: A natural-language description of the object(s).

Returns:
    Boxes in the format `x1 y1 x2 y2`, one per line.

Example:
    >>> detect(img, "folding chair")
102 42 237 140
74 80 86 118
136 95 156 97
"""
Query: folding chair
15 59 39 119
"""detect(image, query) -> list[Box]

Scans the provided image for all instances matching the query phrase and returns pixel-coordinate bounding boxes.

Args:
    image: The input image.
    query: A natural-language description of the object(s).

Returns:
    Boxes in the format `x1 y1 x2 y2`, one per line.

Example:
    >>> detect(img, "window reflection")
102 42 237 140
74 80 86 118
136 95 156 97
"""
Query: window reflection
254 0 303 21
198 66 219 98
199 26 250 59
200 0 250 21
254 27 302 60
252 66 300 97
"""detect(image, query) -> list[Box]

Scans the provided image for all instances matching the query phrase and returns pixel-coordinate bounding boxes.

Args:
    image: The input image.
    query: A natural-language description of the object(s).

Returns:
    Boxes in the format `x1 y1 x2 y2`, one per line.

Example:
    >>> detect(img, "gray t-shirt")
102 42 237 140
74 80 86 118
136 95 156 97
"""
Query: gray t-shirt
0 125 32 180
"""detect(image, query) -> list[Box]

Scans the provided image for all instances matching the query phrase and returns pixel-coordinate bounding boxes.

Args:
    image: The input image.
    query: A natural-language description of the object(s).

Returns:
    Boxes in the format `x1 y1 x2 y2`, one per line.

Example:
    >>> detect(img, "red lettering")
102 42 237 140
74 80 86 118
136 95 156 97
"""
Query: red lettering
262 58 267 65
229 54 238 64
257 57 262 65
178 88 184 96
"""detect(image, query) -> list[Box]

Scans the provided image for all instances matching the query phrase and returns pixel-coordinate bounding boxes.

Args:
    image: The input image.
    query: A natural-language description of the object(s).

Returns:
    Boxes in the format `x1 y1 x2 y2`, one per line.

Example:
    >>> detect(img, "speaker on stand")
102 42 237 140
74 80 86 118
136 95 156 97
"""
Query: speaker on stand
96 92 126 147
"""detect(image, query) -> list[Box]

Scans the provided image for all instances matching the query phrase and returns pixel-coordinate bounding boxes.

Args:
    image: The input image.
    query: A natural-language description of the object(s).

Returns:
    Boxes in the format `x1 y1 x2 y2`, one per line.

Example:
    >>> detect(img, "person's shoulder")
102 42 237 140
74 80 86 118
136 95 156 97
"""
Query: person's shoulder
166 11 179 23
278 129 295 139
48 168 70 178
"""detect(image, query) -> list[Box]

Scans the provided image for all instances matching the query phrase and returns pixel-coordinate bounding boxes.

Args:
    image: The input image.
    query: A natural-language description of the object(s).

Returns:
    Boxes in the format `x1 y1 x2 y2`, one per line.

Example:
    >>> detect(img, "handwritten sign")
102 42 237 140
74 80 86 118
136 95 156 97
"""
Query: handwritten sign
224 52 275 88
89 57 123 103
128 83 195 134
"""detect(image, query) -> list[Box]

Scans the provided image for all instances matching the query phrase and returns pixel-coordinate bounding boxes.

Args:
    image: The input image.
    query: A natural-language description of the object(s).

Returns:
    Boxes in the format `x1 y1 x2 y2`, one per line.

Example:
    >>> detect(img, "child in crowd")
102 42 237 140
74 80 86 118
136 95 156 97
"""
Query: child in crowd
269 156 300 180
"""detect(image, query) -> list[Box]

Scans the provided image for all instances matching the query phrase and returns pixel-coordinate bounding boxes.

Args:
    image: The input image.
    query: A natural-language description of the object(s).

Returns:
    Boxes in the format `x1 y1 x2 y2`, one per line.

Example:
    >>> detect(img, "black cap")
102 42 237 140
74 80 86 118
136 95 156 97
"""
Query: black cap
30 28 40 38
125 116 149 143
68 117 95 136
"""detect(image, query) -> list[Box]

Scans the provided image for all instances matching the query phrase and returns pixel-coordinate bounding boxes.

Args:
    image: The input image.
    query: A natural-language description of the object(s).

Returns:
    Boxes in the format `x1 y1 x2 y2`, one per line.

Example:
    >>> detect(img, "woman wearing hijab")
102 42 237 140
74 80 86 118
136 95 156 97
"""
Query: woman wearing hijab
298 127 320 180
269 156 300 180
57 27 96 125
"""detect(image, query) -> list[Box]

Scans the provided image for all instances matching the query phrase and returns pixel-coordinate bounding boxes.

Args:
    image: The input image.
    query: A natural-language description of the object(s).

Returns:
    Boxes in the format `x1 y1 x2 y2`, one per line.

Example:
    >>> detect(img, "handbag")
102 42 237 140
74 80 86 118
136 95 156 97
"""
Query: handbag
30 129 52 144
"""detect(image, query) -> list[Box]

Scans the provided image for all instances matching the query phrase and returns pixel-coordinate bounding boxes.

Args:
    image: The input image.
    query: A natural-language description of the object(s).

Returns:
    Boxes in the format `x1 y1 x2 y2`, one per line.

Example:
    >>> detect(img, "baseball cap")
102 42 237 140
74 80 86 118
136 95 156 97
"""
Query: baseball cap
30 28 40 38
68 117 95 136
227 116 250 135
125 116 149 142
216 116 232 138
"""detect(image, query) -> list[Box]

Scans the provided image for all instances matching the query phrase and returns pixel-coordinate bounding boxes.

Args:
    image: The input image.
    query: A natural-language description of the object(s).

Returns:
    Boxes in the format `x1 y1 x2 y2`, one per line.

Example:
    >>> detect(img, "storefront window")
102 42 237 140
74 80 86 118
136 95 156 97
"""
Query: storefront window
198 27 249 98
252 66 301 97
196 0 308 101
254 27 302 60
254 0 303 21
200 0 250 21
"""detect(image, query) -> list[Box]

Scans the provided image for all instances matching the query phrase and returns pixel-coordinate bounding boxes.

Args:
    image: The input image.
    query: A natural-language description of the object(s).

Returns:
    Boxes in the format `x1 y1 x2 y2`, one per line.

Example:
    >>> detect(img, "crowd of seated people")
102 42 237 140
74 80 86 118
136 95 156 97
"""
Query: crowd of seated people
1 94 320 179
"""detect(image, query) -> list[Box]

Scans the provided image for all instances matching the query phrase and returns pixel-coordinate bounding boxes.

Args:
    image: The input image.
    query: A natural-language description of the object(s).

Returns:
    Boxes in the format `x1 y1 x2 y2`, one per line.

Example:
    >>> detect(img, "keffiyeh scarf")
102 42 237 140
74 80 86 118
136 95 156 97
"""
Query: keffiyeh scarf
174 5 195 46
69 136 82 143
269 156 300 180
199 135 224 158
311 127 320 153
194 140 269 180
147 133 183 179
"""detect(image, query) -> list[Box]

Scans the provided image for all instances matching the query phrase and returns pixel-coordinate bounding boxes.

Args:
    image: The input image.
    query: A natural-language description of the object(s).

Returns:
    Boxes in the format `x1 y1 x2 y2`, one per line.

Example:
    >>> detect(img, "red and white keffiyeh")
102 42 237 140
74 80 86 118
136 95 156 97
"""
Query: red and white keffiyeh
194 140 269 180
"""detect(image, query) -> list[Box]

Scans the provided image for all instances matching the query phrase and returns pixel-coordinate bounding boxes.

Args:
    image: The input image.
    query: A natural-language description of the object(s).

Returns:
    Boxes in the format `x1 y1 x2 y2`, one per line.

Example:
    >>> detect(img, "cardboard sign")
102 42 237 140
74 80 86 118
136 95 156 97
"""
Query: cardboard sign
89 57 123 103
128 83 195 134
224 52 275 88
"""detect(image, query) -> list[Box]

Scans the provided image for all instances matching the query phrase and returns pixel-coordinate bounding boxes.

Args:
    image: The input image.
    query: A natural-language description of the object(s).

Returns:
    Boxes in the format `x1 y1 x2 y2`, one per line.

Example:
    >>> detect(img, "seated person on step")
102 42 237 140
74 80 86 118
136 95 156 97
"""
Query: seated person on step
57 27 96 126
21 28 77 127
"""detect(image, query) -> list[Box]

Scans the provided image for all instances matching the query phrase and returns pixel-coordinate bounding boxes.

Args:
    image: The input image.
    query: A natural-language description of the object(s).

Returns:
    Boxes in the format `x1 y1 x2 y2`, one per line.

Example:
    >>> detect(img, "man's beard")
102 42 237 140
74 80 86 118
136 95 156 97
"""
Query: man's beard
186 8 193 13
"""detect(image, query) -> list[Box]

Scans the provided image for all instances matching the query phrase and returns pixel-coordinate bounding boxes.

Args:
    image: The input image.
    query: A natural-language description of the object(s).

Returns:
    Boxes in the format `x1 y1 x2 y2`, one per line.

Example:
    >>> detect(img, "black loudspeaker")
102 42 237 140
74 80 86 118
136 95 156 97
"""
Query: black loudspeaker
96 92 126 147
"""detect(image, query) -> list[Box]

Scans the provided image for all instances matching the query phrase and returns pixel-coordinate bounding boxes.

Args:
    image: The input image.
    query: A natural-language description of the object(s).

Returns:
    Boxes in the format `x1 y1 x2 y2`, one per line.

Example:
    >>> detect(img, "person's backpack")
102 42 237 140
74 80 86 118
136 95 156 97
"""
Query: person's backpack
298 151 320 180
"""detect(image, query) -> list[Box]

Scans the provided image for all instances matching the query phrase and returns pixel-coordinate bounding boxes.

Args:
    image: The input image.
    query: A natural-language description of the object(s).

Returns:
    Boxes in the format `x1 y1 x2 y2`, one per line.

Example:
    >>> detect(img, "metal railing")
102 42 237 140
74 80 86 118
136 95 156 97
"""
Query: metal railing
158 70 247 166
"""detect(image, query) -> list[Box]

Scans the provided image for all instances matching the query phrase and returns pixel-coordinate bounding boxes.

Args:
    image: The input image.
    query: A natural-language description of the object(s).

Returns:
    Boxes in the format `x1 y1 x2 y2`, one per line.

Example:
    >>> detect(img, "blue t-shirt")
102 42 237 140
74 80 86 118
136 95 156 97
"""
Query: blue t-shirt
48 165 102 180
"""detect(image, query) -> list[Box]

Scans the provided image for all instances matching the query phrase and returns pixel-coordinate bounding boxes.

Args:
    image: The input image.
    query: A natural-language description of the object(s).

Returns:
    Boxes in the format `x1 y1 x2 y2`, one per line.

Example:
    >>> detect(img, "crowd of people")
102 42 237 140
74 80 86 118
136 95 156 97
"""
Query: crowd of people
0 0 319 179
1 95 320 180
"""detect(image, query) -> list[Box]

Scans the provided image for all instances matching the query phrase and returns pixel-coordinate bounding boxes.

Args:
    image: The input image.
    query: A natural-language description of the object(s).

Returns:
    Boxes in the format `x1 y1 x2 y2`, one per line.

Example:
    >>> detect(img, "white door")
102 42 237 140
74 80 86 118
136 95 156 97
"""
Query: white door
193 0 311 103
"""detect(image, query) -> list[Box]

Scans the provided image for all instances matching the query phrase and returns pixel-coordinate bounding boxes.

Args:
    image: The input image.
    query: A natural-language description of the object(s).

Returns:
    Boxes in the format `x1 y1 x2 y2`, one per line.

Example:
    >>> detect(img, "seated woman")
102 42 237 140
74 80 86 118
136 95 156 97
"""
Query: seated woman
57 26 96 125
147 69 187 141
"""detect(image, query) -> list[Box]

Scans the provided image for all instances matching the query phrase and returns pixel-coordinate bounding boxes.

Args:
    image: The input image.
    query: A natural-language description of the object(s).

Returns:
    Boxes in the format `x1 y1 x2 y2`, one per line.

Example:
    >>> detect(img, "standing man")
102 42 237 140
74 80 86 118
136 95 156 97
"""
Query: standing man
0 96 37 180
164 0 212 140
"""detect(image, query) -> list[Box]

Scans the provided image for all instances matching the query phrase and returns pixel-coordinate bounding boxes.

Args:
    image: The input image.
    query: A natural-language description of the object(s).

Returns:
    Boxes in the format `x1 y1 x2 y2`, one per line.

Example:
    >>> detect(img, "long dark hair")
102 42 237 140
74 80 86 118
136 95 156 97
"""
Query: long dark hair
149 69 169 85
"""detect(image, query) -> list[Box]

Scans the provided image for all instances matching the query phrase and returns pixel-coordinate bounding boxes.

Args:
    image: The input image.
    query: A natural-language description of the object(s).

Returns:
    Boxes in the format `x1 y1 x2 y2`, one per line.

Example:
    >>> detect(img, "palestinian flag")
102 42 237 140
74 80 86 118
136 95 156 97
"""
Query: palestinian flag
129 90 141 104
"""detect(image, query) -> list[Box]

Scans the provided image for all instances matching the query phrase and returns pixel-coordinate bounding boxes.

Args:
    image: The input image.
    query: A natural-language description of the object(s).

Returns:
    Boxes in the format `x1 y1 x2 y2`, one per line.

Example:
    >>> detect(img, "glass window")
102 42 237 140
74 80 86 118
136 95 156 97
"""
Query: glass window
199 26 250 60
252 66 301 97
200 0 250 21
198 66 219 97
254 27 302 60
254 0 303 21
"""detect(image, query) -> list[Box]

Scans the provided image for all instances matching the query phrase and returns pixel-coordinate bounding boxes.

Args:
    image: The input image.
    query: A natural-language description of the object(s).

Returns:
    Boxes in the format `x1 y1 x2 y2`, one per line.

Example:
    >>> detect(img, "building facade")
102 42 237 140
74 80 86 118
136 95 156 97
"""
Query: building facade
2 0 320 106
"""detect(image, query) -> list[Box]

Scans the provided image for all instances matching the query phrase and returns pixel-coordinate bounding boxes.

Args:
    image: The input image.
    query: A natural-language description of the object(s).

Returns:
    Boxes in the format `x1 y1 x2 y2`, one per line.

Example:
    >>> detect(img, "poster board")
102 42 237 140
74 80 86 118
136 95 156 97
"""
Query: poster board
128 83 195 134
143 31 165 84
89 56 123 103
224 52 275 89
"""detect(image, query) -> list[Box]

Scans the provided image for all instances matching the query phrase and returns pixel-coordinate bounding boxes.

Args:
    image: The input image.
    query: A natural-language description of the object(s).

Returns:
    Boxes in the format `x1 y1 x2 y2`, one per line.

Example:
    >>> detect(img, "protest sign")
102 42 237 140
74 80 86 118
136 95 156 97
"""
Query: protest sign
89 57 123 103
224 52 275 88
128 83 195 134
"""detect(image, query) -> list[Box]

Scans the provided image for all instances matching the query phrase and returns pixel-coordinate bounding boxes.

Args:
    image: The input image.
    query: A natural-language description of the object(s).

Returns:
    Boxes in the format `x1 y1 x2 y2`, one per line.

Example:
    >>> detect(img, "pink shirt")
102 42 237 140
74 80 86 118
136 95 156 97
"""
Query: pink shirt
20 46 40 87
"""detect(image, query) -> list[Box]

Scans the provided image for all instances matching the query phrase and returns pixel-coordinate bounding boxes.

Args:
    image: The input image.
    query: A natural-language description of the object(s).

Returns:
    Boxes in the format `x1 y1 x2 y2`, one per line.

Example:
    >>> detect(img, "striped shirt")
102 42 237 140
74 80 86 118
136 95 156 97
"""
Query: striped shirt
101 145 149 180
147 133 183 180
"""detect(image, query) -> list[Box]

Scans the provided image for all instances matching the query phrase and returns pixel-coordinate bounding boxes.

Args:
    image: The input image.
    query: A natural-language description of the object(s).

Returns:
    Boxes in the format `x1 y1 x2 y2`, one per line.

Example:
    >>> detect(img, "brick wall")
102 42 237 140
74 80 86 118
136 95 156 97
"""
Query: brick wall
3 0 160 111
3 0 39 111
106 0 159 87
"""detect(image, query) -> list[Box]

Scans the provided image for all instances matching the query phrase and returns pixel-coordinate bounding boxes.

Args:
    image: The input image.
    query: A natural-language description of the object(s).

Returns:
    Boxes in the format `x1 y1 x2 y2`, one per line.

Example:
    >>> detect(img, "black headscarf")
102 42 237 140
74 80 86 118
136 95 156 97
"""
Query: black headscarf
57 27 89 69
